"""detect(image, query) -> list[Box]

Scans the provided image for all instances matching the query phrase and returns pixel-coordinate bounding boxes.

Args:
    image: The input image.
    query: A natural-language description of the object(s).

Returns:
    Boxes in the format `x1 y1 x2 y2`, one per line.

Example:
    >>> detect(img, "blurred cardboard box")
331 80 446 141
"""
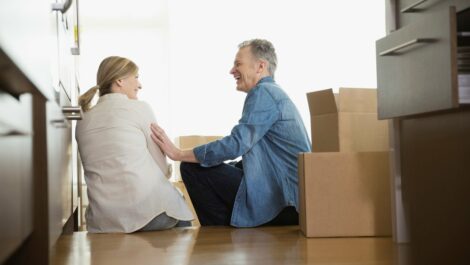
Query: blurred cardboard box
307 88 389 152
173 135 223 227
299 88 392 237
174 135 223 181
175 135 224 149
298 152 392 237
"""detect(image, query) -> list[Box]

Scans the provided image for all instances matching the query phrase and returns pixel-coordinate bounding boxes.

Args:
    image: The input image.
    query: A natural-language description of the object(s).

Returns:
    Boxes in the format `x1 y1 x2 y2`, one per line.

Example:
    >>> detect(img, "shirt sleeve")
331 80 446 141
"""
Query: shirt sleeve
194 87 280 167
138 101 171 178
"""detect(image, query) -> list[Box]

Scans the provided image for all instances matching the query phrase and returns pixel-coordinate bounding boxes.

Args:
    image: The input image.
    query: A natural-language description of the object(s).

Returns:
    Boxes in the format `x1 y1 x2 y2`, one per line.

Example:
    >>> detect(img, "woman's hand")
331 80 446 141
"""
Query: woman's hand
150 123 181 161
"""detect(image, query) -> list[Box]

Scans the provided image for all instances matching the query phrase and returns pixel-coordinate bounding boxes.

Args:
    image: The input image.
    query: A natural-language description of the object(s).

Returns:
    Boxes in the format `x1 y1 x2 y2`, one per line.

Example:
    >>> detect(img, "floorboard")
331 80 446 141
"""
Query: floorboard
52 226 406 265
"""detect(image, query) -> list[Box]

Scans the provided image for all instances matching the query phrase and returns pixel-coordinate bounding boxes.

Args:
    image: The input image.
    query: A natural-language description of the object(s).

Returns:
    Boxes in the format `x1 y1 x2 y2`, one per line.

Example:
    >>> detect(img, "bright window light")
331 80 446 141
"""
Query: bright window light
79 0 385 140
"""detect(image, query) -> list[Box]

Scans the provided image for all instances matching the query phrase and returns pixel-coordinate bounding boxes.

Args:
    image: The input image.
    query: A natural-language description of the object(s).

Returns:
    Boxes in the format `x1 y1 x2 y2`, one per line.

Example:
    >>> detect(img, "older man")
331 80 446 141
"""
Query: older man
151 39 311 227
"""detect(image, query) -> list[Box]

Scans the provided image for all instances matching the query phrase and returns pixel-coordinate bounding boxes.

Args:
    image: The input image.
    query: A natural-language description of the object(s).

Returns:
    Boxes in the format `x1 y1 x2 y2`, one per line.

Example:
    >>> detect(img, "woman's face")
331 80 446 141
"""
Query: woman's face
116 72 141 99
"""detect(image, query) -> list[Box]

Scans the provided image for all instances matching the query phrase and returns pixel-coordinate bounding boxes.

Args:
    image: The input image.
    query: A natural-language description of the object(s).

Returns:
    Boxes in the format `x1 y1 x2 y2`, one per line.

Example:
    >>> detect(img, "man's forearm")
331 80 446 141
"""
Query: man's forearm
176 149 199 163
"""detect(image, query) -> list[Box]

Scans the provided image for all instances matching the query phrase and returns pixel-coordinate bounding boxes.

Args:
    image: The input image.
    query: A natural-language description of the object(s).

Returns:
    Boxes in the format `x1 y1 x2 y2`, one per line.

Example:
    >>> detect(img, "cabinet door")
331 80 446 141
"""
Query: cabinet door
0 93 32 263
376 7 458 119
397 0 470 29
397 0 445 28
46 99 72 248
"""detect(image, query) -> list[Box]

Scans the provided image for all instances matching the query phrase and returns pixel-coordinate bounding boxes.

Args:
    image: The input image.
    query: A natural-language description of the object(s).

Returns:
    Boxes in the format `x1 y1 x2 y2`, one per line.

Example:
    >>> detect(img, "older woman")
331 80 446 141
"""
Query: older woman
76 56 193 233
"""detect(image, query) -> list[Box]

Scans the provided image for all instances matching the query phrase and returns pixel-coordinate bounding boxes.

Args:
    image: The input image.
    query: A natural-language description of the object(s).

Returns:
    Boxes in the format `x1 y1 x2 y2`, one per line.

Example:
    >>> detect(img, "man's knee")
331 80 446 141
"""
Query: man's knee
180 162 198 183
180 161 196 173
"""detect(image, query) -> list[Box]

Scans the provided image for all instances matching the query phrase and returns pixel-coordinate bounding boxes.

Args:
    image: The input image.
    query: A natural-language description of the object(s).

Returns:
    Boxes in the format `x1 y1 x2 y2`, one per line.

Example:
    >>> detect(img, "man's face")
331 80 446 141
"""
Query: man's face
230 47 261 93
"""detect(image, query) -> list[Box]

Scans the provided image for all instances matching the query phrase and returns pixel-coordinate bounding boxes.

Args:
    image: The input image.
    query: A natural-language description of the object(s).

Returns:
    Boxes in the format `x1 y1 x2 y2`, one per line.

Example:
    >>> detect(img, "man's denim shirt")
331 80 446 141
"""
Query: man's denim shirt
193 76 311 227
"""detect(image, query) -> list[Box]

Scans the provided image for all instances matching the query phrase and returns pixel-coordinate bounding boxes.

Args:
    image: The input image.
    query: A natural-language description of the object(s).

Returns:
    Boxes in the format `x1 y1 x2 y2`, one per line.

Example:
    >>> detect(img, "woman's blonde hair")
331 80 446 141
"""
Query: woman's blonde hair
79 56 139 112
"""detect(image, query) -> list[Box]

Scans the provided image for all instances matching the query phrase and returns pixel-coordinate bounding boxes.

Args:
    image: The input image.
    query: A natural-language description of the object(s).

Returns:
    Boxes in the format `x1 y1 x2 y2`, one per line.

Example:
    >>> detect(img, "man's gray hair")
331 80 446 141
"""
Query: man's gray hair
239 39 277 78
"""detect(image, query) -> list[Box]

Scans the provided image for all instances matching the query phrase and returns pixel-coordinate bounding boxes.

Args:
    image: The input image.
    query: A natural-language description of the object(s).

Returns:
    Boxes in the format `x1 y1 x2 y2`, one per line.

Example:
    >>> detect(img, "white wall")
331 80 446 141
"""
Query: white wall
79 0 172 127
79 0 385 140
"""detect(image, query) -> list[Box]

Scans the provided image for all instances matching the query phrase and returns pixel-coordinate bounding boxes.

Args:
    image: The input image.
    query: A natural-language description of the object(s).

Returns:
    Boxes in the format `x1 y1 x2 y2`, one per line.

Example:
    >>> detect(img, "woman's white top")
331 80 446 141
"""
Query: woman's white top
76 93 193 233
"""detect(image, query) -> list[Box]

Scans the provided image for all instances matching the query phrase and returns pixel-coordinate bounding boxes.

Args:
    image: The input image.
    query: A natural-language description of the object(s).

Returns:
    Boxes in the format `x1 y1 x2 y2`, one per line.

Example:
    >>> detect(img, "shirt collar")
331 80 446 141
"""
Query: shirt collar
257 76 274 85
97 93 128 103
247 76 274 94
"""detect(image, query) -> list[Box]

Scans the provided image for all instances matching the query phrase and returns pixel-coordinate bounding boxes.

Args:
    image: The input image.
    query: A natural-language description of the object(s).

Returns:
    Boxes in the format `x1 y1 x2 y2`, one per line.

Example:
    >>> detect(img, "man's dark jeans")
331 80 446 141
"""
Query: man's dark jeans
180 161 298 226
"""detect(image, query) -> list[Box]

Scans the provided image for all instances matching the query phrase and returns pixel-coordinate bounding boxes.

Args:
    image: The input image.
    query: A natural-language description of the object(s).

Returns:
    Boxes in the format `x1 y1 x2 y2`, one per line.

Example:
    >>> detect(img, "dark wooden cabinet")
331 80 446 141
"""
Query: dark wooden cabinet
0 0 81 264
399 107 470 265
379 1 470 264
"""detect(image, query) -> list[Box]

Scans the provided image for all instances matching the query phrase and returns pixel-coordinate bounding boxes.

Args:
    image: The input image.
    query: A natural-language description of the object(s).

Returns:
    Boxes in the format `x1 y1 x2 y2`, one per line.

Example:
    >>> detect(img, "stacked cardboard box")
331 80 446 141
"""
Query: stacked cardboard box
299 88 392 237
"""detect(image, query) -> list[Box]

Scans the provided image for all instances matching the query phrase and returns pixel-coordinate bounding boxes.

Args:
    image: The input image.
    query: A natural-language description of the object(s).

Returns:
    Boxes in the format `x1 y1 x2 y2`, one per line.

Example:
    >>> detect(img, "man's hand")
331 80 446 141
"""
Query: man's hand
150 123 182 161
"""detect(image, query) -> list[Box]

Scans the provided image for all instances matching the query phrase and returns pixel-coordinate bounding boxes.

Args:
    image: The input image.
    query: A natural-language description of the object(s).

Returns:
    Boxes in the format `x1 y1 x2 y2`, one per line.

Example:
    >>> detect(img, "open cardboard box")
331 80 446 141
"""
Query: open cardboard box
307 88 389 152
299 88 392 237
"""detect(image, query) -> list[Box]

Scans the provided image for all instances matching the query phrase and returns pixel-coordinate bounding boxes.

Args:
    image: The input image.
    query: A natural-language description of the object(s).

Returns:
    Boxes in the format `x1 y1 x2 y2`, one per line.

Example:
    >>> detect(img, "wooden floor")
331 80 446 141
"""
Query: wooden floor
52 226 409 265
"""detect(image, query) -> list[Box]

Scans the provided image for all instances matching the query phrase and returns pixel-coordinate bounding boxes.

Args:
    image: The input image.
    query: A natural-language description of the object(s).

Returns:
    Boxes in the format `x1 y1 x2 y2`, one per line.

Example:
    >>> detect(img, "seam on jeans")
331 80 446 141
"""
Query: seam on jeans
203 145 207 162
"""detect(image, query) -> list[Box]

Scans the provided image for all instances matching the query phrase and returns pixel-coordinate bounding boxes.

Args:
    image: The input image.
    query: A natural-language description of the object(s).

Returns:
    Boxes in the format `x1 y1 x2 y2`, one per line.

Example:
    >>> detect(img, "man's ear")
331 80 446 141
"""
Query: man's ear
257 59 268 74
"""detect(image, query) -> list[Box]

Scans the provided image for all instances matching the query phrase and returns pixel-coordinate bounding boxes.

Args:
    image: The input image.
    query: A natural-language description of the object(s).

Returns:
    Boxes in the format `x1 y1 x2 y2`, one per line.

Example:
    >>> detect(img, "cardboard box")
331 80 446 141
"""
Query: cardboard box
174 135 223 181
298 152 392 237
175 135 223 150
172 135 223 227
307 88 389 152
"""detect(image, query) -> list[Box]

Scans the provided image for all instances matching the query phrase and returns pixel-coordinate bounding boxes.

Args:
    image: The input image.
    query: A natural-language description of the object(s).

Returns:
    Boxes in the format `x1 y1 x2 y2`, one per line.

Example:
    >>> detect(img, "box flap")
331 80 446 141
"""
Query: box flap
307 89 338 116
338 88 378 112
311 115 340 152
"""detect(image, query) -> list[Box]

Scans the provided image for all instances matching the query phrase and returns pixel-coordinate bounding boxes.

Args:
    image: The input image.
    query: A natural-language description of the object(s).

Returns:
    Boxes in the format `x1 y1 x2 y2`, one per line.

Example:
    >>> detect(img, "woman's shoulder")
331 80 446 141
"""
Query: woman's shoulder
127 99 156 119
96 95 155 119
126 98 152 110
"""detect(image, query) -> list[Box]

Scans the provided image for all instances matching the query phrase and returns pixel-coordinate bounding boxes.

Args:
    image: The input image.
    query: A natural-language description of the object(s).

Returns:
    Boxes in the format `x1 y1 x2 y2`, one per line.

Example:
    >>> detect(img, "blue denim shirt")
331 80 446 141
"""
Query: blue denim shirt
193 76 311 227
